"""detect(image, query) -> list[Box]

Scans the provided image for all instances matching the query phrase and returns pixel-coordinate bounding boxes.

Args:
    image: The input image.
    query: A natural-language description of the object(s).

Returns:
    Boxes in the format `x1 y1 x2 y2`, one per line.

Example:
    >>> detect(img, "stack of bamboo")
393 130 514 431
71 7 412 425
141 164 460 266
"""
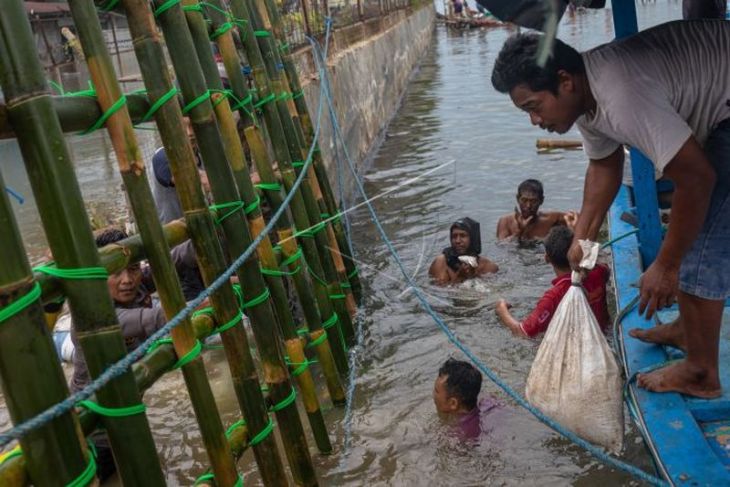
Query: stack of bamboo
0 0 362 484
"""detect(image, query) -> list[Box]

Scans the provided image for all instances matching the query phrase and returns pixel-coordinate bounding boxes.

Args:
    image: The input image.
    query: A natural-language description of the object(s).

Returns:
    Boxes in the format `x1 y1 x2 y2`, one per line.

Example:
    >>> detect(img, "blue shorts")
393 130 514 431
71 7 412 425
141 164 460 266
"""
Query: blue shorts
679 120 730 300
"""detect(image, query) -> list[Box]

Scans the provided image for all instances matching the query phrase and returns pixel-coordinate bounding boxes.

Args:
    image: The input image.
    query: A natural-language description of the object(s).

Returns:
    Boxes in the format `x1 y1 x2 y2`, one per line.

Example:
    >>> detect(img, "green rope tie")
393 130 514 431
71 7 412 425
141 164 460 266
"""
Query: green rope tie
253 93 275 109
214 310 242 334
348 268 359 279
66 445 97 487
248 417 275 446
82 95 127 135
295 221 327 238
0 283 41 323
241 288 271 309
329 293 346 300
321 211 342 223
253 30 271 37
278 42 290 53
277 91 293 102
147 338 203 369
254 182 282 192
182 4 203 12
153 0 181 17
340 282 351 289
306 330 328 349
285 357 317 377
269 388 296 412
244 196 261 215
194 473 243 487
225 419 246 438
291 161 305 168
306 265 328 287
34 264 108 280
292 90 304 99
322 312 338 330
210 201 244 225
281 247 303 267
139 87 179 124
230 93 253 112
182 90 212 114
210 89 233 108
260 266 300 277
210 21 234 40
77 400 146 417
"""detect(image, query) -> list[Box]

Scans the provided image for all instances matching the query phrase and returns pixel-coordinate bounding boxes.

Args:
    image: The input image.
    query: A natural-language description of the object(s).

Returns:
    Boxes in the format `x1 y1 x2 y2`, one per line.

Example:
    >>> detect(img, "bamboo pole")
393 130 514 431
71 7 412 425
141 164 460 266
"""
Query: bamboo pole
0 2 165 484
148 1 318 484
103 0 290 484
0 173 89 485
245 0 357 343
182 0 333 453
228 0 355 362
66 0 239 484
260 0 363 304
536 138 583 150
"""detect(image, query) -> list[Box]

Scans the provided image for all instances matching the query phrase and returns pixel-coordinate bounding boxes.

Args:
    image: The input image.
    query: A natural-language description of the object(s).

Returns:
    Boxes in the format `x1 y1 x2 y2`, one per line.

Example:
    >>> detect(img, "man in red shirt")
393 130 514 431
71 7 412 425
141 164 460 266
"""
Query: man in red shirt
495 226 610 337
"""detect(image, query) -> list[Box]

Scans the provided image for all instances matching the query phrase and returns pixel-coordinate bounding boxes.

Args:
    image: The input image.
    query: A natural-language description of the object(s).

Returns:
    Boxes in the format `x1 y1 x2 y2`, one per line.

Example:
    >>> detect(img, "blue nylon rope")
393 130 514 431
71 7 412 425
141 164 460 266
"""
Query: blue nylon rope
307 28 668 487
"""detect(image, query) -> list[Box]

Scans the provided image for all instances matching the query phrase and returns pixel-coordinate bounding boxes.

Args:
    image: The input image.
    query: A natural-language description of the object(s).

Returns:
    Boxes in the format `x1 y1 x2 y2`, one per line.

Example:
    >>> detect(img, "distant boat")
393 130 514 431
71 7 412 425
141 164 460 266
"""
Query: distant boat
436 11 504 29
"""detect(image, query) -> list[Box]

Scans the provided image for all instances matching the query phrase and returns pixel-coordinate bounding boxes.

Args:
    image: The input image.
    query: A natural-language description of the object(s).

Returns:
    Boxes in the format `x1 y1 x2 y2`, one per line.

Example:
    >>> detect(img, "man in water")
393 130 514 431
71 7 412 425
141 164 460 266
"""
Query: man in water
429 217 498 285
495 226 610 337
433 358 501 439
496 179 573 241
491 21 730 398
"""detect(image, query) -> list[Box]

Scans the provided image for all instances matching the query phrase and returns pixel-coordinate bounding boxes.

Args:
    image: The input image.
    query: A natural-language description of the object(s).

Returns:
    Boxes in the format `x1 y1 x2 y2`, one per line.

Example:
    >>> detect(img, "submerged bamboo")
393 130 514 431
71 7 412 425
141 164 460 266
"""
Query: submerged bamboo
107 0 289 484
149 0 317 483
0 1 165 484
0 174 88 485
66 0 238 484
184 0 336 450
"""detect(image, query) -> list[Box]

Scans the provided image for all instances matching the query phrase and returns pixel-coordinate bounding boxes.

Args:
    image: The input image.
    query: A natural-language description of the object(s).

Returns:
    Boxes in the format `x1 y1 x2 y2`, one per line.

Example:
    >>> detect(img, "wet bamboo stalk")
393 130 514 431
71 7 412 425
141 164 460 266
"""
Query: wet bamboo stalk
0 2 165 484
228 0 354 369
149 1 317 484
245 0 356 344
67 0 238 484
183 0 332 453
107 0 289 484
258 0 362 303
0 173 88 485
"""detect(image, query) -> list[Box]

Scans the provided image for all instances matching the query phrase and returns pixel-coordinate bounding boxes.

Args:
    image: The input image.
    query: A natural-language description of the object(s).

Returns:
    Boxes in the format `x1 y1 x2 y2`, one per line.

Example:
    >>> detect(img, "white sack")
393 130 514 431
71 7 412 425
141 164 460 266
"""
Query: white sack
525 240 624 452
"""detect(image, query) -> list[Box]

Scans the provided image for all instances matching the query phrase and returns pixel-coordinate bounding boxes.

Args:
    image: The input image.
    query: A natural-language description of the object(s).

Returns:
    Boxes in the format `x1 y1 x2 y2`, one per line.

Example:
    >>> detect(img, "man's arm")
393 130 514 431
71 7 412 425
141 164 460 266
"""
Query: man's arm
429 255 451 285
568 147 624 268
639 136 716 318
495 299 527 337
496 215 511 240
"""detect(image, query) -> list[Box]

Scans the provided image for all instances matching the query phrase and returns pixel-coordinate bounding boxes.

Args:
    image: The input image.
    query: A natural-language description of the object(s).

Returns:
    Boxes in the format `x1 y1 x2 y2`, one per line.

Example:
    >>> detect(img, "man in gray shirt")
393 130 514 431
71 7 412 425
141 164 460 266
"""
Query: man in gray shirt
491 20 730 398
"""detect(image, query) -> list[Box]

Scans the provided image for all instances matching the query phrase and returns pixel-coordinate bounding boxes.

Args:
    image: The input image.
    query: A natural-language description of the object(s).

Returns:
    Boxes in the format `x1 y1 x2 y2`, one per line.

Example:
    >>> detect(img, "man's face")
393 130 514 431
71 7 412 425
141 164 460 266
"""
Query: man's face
184 118 197 147
517 190 543 219
433 375 459 414
450 228 470 255
509 72 583 135
107 264 142 305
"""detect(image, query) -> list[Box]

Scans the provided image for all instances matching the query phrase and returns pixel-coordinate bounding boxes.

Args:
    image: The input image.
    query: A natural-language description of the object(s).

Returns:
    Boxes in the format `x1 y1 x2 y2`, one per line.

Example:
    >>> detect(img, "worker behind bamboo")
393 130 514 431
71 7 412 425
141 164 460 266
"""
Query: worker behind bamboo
496 179 574 242
429 217 498 285
495 226 610 338
433 358 502 440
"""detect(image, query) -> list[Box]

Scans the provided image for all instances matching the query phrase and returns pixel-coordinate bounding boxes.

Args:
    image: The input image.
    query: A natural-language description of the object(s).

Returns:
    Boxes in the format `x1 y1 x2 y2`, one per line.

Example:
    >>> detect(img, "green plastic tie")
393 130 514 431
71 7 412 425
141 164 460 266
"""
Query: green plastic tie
210 21 234 40
49 79 65 95
139 87 179 123
296 326 309 337
292 90 304 99
241 288 270 309
0 283 41 324
182 4 203 12
81 95 127 135
147 338 203 369
182 90 212 114
210 89 233 108
340 282 351 289
154 0 181 17
278 42 290 53
230 93 253 112
286 357 316 376
291 161 304 168
210 201 244 225
269 388 296 412
193 473 214 486
191 306 214 320
214 310 242 334
0 445 22 465
280 247 303 267
77 400 146 417
255 182 281 192
329 293 346 300
306 330 328 348
277 91 293 102
306 265 328 286
225 419 246 438
34 264 108 280
65 445 96 487
253 93 275 109
244 196 261 215
253 30 271 37
248 417 274 446
348 268 359 279
295 221 326 238
322 312 338 330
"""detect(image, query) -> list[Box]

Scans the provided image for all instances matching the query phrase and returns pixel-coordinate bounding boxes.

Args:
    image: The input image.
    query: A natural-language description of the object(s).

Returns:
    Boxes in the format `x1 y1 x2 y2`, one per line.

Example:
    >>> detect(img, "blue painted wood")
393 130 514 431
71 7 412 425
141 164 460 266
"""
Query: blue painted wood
610 0 638 39
610 185 730 485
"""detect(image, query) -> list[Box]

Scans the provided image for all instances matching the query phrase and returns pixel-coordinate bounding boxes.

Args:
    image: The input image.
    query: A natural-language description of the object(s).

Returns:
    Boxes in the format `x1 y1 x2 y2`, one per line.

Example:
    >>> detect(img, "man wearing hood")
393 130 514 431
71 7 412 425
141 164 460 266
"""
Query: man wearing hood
429 217 499 285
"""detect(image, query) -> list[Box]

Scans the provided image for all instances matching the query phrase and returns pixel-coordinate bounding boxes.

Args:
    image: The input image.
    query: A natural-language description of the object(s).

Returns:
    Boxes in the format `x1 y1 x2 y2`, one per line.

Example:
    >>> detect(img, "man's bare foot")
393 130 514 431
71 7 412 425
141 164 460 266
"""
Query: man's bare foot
629 319 685 351
637 361 721 399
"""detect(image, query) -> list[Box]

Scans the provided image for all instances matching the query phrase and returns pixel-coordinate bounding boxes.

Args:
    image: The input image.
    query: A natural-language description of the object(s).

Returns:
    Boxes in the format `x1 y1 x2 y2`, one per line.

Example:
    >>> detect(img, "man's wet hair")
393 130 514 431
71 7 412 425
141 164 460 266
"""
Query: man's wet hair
517 179 544 199
438 358 482 410
544 226 573 269
491 33 584 95
94 227 128 248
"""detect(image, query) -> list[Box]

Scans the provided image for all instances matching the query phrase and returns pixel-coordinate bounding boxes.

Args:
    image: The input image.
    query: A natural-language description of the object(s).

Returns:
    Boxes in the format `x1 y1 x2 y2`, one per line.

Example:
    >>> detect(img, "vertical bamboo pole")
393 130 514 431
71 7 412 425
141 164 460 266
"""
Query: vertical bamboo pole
261 0 363 304
0 169 88 486
106 0 289 484
66 0 239 484
228 0 352 372
182 0 333 453
246 0 357 343
0 1 165 484
149 1 318 484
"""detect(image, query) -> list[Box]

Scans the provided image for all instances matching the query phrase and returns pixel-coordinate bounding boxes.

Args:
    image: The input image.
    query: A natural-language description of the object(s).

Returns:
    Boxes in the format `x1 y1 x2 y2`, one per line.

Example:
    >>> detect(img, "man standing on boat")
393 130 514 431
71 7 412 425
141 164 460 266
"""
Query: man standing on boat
491 20 730 398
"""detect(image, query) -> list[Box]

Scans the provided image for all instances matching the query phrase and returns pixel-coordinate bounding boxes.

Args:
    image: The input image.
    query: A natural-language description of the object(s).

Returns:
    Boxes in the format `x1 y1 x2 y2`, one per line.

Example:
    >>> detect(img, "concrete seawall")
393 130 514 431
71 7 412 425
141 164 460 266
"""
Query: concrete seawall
294 4 435 196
